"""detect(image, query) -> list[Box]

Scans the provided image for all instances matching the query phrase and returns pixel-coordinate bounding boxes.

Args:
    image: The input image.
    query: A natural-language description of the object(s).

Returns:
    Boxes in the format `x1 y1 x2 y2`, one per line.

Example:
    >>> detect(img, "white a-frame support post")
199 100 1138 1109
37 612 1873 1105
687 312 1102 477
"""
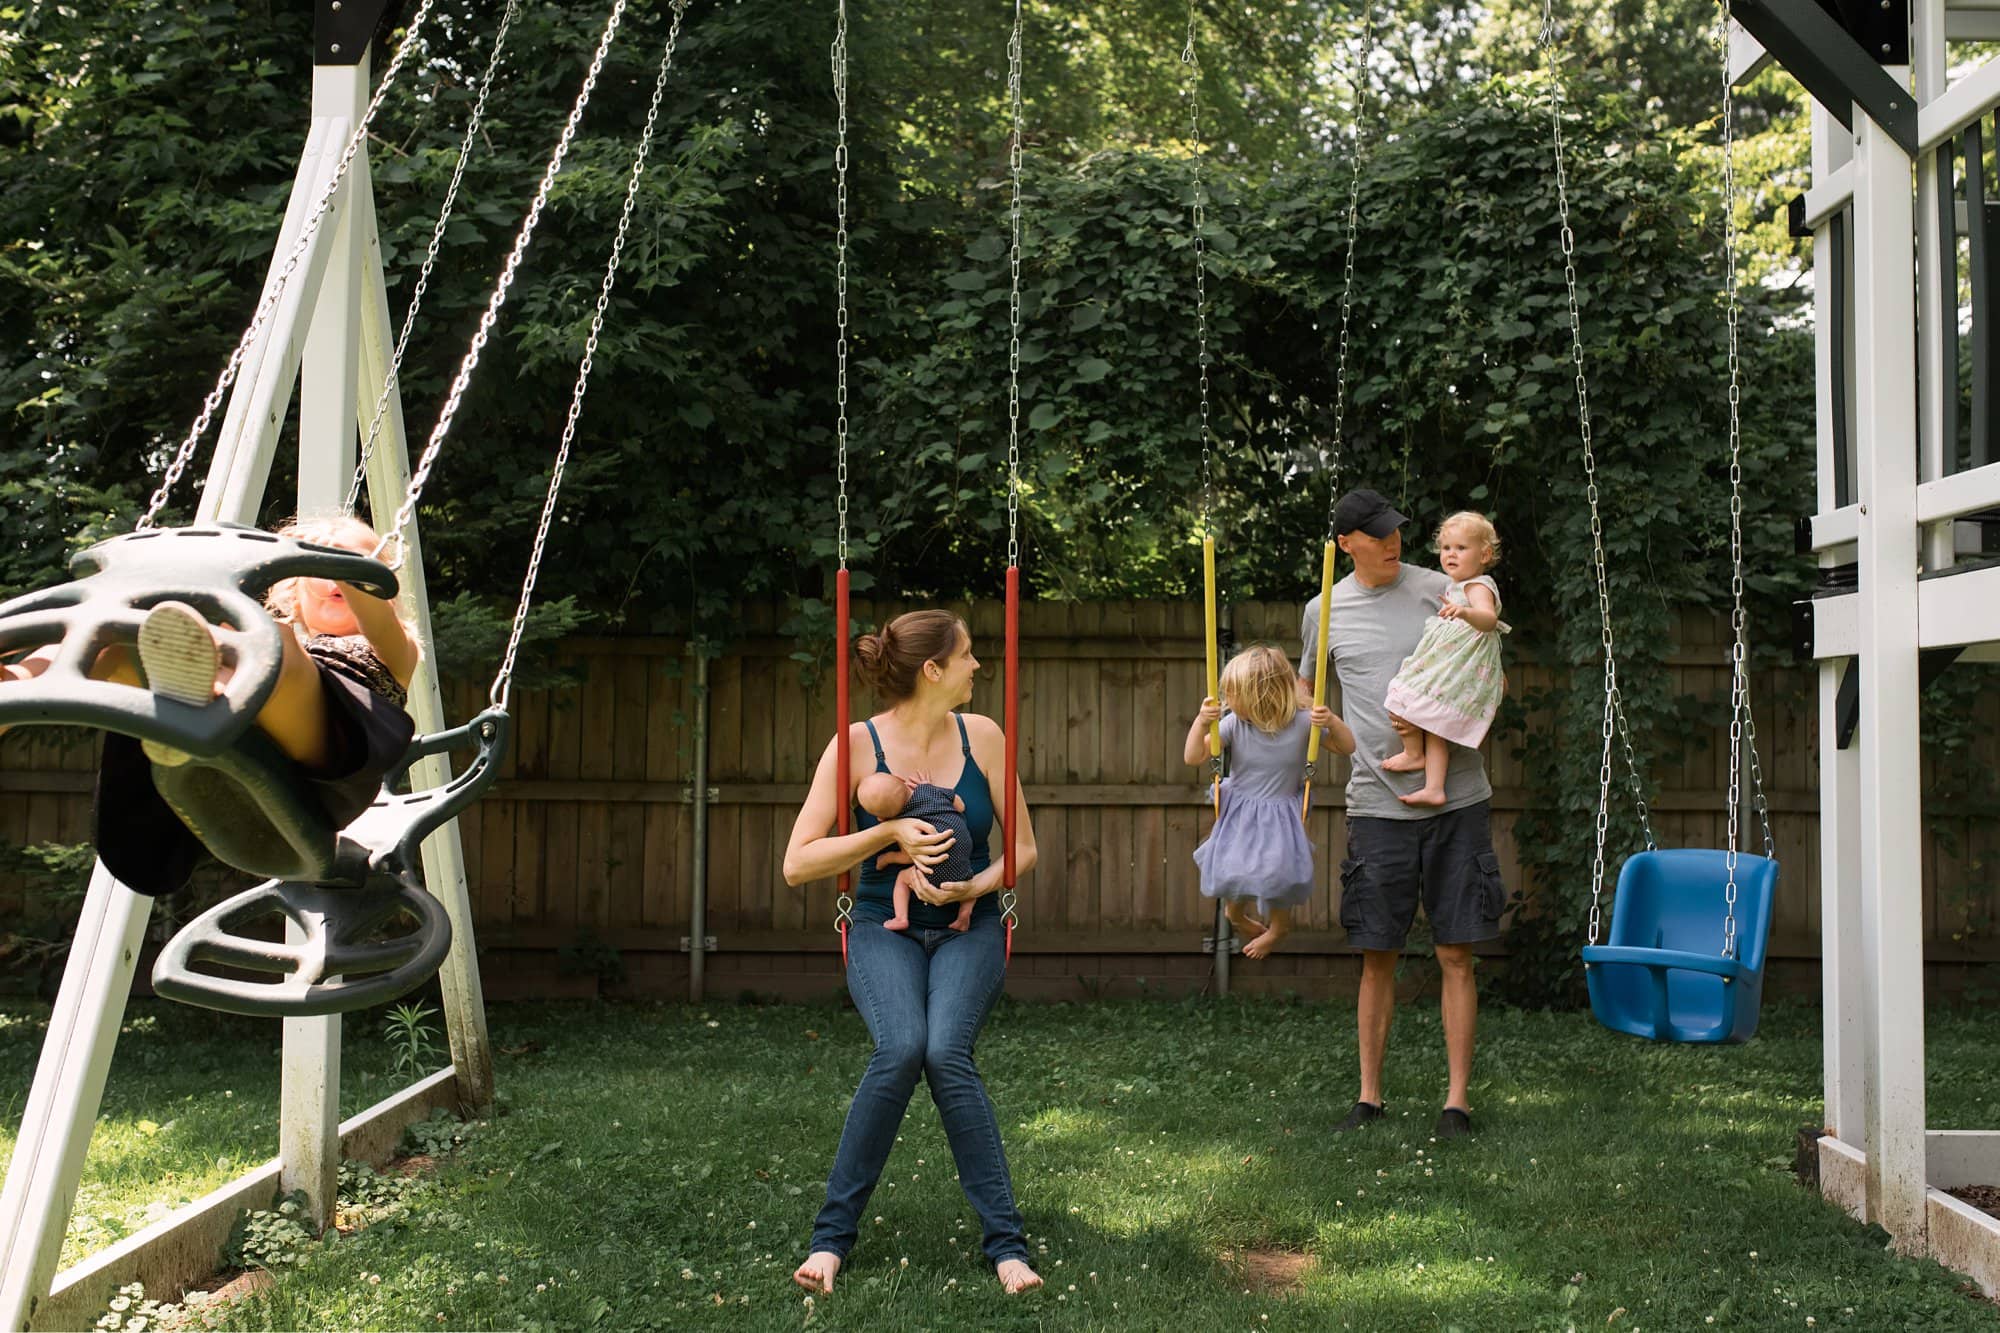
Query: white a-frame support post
1755 0 2000 1293
0 7 492 1327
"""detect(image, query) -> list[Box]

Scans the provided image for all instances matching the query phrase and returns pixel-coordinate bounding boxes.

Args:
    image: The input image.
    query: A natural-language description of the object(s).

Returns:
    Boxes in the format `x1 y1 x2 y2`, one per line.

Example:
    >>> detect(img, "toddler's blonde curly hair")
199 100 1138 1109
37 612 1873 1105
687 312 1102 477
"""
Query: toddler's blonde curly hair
1435 510 1501 570
1218 644 1300 736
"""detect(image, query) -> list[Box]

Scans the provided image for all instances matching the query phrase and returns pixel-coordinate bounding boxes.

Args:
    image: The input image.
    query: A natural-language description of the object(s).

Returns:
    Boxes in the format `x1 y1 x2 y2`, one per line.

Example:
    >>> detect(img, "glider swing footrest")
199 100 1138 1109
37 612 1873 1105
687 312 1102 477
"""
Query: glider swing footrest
150 873 452 1018
149 708 511 1017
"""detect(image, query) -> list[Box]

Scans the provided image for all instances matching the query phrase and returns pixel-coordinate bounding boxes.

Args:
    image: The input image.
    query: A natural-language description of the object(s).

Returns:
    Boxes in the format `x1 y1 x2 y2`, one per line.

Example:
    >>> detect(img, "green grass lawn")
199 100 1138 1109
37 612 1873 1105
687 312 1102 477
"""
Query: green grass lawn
5 991 2000 1330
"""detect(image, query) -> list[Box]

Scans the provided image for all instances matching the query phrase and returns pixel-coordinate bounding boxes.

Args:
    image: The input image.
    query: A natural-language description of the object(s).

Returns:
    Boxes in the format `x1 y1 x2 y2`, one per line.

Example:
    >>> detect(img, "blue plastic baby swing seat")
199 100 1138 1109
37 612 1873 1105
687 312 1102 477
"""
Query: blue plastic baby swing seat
1582 848 1778 1044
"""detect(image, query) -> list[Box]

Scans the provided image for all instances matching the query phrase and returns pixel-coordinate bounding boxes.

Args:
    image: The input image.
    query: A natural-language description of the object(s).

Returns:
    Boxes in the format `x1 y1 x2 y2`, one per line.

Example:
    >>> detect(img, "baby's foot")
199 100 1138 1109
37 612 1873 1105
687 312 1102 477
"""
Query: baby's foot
136 601 222 767
1398 787 1447 808
883 915 911 932
1242 924 1289 959
792 1251 842 1294
949 914 972 933
996 1258 1043 1294
1380 750 1427 773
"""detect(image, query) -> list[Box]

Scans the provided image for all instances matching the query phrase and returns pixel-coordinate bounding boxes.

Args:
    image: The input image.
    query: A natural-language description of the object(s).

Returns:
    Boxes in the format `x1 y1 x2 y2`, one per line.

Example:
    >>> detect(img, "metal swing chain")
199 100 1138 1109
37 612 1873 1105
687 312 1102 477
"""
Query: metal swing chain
1717 0 1772 953
139 0 439 530
831 0 854 937
1184 7 1226 794
346 0 525 515
1185 10 1213 544
1321 6 1373 545
1000 0 1025 935
1540 0 1657 949
374 0 633 569
833 0 852 574
491 0 689 713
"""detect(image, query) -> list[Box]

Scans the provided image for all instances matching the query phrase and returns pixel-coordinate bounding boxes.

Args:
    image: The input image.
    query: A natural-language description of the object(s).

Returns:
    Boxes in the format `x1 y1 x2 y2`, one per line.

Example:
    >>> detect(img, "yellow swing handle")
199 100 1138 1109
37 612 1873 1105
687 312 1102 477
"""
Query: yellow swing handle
1302 540 1336 821
1203 536 1221 818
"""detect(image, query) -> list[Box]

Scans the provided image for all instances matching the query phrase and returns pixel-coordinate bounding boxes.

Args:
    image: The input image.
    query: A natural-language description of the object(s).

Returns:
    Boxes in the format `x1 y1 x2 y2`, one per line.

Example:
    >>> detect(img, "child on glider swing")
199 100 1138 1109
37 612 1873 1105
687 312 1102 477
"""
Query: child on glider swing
0 515 422 896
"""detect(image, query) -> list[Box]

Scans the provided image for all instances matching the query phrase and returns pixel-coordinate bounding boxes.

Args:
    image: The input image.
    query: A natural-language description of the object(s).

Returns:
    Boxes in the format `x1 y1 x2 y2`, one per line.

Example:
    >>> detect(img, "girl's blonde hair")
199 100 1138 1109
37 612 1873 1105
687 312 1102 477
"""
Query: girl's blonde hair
1218 644 1300 736
264 515 404 628
1436 510 1501 569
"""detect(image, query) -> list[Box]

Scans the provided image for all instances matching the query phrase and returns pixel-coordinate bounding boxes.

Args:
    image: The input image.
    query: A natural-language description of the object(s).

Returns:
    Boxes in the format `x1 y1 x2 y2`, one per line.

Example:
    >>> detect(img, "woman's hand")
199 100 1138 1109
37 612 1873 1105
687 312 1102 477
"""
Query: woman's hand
916 862 995 906
892 817 954 873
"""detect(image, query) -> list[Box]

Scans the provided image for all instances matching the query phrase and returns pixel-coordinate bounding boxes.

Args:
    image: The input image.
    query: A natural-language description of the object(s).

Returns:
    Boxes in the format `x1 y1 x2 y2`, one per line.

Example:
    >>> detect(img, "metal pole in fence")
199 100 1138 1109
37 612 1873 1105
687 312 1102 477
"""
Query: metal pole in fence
689 649 711 1003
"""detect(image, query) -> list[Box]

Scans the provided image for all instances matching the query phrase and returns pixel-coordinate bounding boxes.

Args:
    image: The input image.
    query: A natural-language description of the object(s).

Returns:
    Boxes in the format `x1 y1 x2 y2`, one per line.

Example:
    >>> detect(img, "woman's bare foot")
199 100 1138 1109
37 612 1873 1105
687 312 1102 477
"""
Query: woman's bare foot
792 1250 842 1294
1242 923 1290 959
1398 786 1447 807
1380 749 1427 773
996 1258 1043 1294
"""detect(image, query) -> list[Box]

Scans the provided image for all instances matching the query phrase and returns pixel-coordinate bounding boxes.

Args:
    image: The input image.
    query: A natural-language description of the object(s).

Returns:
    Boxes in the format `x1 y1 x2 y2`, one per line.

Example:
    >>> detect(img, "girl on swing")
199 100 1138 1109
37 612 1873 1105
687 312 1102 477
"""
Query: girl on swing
1184 644 1353 958
0 515 421 896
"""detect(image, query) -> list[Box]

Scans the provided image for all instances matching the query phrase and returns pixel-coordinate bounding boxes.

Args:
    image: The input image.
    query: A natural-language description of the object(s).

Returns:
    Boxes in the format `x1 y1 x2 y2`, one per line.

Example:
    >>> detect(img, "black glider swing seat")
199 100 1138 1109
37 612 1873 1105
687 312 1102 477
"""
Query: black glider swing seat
0 524 508 1017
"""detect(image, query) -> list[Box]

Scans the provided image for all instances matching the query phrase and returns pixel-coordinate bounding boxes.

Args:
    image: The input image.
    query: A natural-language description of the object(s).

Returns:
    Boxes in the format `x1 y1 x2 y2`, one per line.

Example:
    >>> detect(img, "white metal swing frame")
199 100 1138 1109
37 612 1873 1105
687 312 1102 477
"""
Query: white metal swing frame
1737 0 2000 1294
0 26 493 1332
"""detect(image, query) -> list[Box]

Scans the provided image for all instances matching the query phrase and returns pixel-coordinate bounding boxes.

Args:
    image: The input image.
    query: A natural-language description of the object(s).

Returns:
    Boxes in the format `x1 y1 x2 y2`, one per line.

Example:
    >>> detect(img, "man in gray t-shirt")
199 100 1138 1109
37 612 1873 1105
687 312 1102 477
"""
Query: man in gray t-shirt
1299 487 1505 1143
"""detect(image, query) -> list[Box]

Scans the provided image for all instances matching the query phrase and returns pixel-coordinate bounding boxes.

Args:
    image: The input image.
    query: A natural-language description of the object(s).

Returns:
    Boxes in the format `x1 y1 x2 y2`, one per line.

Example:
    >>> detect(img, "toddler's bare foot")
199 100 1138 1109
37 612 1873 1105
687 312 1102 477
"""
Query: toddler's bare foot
996 1258 1043 1294
1223 903 1266 940
1380 750 1427 773
1242 924 1290 959
792 1250 842 1294
1398 787 1447 808
883 916 910 932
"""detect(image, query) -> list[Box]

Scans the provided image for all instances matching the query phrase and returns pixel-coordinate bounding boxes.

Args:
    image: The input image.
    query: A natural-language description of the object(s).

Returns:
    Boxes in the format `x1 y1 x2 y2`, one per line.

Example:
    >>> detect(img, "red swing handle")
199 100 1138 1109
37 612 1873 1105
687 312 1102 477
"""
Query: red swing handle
835 569 854 967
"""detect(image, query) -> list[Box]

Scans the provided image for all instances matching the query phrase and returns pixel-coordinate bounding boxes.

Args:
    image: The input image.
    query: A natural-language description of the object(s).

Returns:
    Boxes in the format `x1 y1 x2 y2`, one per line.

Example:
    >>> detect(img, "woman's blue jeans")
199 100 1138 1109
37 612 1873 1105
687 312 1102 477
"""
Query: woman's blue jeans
808 900 1029 1267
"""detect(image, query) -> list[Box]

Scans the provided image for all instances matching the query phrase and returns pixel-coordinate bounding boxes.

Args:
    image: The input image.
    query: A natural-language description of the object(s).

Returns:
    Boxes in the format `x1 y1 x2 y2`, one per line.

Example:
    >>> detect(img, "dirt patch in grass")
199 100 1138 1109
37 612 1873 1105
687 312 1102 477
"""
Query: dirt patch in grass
392 1153 438 1179
1220 1247 1315 1294
161 1269 272 1330
1947 1185 2000 1222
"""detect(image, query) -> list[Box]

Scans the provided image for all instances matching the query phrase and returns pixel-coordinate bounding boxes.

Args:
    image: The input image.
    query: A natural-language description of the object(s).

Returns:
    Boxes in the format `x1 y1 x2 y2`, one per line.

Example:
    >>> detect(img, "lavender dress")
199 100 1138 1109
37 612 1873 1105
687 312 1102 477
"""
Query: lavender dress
1192 711 1317 912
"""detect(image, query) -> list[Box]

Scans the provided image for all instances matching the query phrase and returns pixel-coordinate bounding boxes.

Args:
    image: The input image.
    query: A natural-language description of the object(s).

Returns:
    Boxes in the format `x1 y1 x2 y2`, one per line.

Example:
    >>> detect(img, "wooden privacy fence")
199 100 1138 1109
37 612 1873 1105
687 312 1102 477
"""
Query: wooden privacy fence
4 600 1997 1000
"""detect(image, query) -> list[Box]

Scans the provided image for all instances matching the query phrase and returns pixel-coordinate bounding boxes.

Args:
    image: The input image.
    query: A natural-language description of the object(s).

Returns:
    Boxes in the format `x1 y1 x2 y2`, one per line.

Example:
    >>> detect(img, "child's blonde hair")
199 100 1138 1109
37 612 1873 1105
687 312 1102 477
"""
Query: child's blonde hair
1436 510 1501 570
264 515 403 628
1218 644 1300 736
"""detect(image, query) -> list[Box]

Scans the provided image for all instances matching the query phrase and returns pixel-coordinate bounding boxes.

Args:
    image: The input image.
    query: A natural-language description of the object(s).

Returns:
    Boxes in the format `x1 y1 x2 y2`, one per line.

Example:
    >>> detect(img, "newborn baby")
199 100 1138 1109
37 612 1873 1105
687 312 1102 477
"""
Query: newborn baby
856 770 976 932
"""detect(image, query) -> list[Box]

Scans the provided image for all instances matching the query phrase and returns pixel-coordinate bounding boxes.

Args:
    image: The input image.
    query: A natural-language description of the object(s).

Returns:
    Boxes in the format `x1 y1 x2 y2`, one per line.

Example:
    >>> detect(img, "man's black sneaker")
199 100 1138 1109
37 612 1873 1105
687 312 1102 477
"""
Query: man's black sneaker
1434 1107 1474 1140
1333 1100 1385 1132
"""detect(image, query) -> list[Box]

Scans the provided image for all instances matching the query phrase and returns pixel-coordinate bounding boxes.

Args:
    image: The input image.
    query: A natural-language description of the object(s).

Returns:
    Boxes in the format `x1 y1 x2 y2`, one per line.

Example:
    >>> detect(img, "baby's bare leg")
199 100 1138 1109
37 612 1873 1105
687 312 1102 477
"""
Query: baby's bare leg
248 630 336 771
884 873 912 931
950 899 974 932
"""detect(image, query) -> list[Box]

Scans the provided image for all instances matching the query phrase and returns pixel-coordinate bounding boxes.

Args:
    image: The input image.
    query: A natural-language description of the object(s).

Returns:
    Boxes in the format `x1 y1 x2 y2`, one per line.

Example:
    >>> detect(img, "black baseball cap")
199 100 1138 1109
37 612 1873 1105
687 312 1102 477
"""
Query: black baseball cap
1332 488 1408 539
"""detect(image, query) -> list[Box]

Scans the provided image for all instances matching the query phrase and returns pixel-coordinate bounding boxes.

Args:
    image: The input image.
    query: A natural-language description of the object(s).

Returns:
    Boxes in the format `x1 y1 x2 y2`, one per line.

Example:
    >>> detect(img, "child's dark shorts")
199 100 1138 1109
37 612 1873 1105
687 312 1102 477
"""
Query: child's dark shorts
1338 800 1506 950
93 652 415 897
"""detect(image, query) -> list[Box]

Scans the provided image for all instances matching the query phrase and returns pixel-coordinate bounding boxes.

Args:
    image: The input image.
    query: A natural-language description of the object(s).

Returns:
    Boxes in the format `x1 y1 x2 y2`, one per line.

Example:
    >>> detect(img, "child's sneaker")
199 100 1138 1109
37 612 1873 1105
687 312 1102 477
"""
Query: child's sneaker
136 601 220 767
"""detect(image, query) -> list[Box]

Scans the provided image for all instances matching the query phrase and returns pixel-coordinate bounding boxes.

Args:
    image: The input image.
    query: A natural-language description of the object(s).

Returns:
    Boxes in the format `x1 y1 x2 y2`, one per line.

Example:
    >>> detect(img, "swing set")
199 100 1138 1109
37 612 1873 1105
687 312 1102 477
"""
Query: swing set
9 0 1964 1315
